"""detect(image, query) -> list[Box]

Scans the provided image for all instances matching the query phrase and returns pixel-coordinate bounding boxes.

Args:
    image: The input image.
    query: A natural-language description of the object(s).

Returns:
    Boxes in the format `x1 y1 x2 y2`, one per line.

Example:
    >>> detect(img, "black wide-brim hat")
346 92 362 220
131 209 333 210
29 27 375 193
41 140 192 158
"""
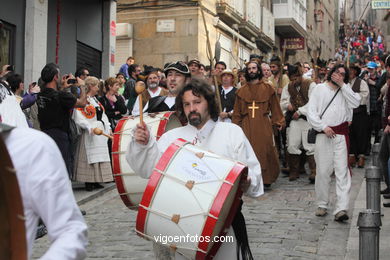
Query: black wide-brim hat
164 61 190 76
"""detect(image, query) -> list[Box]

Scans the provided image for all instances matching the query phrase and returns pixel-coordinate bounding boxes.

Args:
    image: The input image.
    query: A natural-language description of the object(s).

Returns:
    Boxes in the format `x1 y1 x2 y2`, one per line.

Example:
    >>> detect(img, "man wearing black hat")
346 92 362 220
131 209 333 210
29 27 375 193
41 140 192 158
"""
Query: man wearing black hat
145 61 190 113
37 63 87 176
280 64 317 182
348 64 370 168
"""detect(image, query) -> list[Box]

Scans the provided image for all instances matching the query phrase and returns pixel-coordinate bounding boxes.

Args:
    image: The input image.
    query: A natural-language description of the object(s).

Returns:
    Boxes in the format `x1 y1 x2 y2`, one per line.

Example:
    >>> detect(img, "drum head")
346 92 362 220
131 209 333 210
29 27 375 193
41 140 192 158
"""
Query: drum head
136 139 246 259
112 112 183 210
0 137 27 260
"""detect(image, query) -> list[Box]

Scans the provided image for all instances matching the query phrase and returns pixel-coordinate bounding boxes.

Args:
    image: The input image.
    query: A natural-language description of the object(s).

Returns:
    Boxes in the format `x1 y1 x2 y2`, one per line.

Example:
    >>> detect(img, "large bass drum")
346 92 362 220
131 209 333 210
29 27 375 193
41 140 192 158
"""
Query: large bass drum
112 112 183 210
0 134 27 260
136 139 246 259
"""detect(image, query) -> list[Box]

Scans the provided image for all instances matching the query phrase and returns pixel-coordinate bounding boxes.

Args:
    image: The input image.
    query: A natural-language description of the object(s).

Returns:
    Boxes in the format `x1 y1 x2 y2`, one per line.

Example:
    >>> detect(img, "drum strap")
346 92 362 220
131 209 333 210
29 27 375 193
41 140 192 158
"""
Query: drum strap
147 96 167 113
232 201 254 260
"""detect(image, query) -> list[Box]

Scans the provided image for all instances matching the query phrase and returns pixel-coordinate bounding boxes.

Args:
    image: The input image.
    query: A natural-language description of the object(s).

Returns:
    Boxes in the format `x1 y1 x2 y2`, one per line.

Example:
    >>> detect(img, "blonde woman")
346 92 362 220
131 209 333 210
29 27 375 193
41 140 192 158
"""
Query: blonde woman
73 76 113 191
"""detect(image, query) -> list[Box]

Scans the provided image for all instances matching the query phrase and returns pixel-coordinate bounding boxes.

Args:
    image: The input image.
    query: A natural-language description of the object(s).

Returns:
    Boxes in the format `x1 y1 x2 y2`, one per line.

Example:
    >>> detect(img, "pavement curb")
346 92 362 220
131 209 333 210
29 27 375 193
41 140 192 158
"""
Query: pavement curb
74 183 116 206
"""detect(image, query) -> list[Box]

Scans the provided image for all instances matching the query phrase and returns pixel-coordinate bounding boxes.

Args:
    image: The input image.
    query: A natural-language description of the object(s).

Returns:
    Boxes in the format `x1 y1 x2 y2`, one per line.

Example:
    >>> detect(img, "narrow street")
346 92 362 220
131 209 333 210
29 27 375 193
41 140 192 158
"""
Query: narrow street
32 167 365 260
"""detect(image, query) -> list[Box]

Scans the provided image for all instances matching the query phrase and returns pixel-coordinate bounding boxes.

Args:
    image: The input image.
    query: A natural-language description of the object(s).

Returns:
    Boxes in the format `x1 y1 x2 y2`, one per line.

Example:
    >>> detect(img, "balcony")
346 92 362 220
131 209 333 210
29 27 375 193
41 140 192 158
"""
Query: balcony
216 0 245 25
256 6 275 52
273 0 307 38
216 0 275 51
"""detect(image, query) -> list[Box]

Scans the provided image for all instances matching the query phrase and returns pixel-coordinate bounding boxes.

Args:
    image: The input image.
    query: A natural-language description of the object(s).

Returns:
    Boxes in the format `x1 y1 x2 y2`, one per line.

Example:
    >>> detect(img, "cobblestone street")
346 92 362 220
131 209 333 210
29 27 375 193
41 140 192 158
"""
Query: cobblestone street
32 168 364 260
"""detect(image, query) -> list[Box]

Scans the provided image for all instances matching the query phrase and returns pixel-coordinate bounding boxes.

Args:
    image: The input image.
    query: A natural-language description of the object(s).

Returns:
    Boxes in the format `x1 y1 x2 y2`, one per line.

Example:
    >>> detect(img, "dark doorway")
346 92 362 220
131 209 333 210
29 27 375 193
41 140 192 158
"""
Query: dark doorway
77 41 102 78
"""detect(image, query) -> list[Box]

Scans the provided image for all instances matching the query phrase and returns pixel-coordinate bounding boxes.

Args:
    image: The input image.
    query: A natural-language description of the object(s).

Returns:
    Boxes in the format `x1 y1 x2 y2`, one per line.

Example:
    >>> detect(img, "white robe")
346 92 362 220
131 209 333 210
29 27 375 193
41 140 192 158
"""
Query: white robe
4 127 88 260
126 119 263 259
307 82 361 215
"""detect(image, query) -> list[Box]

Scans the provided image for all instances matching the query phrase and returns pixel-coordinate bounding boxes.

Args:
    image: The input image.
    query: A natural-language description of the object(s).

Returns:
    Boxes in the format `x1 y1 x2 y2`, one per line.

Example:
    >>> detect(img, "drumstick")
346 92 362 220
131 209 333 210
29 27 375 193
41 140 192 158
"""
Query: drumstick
135 81 146 124
93 128 113 139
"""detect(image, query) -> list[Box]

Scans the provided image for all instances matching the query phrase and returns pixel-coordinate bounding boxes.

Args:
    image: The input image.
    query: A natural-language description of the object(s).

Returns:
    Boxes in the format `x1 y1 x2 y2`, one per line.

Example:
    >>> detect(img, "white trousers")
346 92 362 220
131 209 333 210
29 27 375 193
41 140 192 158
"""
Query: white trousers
287 119 315 156
314 134 351 215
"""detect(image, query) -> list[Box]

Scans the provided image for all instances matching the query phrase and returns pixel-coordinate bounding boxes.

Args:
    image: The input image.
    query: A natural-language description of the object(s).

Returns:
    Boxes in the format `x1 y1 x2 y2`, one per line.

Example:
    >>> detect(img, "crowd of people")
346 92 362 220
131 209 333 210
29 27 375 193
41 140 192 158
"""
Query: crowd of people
0 19 389 259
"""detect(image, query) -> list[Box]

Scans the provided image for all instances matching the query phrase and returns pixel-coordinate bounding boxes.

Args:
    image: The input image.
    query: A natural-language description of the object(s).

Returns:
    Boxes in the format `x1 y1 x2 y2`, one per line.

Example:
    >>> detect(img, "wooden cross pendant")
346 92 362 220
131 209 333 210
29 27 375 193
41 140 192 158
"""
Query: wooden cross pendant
248 101 259 118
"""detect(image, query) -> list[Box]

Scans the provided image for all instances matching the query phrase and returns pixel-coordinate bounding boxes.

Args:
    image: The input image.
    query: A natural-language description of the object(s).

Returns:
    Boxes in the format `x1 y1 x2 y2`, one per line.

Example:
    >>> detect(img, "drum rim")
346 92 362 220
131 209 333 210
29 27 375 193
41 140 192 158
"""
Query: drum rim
112 112 178 209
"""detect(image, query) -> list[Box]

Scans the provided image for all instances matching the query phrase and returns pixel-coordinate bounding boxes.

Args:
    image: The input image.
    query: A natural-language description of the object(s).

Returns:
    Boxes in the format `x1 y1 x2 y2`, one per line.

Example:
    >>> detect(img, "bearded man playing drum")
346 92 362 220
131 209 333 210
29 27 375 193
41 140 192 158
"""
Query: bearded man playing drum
127 78 263 260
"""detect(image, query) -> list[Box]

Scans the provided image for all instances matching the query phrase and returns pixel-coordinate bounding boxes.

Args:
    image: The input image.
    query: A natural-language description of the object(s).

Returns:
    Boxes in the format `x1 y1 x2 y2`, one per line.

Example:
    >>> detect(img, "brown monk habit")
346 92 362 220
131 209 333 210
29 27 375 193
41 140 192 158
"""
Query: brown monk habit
232 79 285 185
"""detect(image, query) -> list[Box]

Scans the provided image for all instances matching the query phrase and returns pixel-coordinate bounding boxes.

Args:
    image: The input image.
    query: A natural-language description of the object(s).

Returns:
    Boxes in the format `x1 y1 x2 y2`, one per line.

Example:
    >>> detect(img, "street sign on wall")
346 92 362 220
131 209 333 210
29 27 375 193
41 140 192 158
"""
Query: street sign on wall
281 37 305 50
372 0 390 9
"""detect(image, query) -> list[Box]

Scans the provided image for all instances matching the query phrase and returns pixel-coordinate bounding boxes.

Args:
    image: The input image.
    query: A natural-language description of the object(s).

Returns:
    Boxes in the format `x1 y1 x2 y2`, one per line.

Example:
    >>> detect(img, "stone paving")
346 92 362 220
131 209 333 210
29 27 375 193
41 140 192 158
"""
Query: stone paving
32 167 365 260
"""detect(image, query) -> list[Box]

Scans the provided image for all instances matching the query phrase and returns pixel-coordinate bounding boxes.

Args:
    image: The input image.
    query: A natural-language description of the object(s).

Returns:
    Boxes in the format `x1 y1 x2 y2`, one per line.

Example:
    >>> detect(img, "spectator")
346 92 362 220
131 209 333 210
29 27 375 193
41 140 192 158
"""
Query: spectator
118 56 135 79
116 72 126 96
36 63 87 177
72 76 114 191
98 77 127 131
124 64 141 113
0 78 28 128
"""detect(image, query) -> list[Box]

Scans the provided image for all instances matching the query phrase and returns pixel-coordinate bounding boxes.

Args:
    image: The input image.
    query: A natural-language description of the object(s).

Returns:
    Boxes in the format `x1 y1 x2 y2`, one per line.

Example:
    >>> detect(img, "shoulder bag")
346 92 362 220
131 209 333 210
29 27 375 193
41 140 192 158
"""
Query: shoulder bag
307 87 341 144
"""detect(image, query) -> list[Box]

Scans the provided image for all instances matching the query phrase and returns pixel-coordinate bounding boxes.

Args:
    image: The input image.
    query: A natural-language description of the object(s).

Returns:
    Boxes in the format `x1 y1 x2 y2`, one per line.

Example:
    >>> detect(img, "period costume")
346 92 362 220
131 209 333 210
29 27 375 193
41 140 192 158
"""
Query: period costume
307 82 360 216
280 78 316 181
232 79 285 185
348 76 370 167
145 96 176 113
132 87 168 116
219 85 236 123
73 96 113 184
126 120 263 259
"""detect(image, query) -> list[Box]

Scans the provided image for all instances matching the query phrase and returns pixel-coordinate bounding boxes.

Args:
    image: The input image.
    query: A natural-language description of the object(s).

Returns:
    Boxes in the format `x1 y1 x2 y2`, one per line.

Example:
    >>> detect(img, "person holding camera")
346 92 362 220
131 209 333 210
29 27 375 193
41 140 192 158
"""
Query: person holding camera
307 64 361 222
37 63 87 177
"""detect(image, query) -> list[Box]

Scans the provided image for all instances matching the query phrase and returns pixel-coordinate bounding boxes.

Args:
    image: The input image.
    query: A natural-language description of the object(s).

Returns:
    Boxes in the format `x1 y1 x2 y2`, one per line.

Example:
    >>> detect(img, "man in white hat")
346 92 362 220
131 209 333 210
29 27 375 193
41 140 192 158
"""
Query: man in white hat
219 69 237 122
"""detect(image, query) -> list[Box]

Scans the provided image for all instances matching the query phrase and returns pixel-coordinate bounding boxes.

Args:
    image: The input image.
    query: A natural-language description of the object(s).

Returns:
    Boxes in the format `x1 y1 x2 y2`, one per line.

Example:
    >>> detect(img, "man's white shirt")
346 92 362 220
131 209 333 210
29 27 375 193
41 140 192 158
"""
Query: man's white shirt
126 119 264 198
307 82 361 132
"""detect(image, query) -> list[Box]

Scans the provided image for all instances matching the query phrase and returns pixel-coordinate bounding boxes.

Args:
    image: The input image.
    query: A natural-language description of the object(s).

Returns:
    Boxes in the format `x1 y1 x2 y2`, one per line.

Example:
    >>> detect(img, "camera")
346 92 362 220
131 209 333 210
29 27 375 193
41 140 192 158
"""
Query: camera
6 65 14 71
67 78 77 84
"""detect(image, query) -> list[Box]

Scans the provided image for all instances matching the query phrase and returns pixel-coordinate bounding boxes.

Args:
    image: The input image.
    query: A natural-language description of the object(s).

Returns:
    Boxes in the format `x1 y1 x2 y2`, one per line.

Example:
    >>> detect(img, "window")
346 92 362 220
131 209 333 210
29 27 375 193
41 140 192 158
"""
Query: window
0 20 16 71
219 34 232 69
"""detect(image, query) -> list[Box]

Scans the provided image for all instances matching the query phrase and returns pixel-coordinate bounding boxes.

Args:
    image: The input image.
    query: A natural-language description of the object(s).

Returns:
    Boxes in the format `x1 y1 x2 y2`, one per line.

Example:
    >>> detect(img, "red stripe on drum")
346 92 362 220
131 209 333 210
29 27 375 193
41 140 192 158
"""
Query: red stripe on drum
112 117 133 208
198 164 246 259
136 138 185 234
156 112 173 140
136 171 162 235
